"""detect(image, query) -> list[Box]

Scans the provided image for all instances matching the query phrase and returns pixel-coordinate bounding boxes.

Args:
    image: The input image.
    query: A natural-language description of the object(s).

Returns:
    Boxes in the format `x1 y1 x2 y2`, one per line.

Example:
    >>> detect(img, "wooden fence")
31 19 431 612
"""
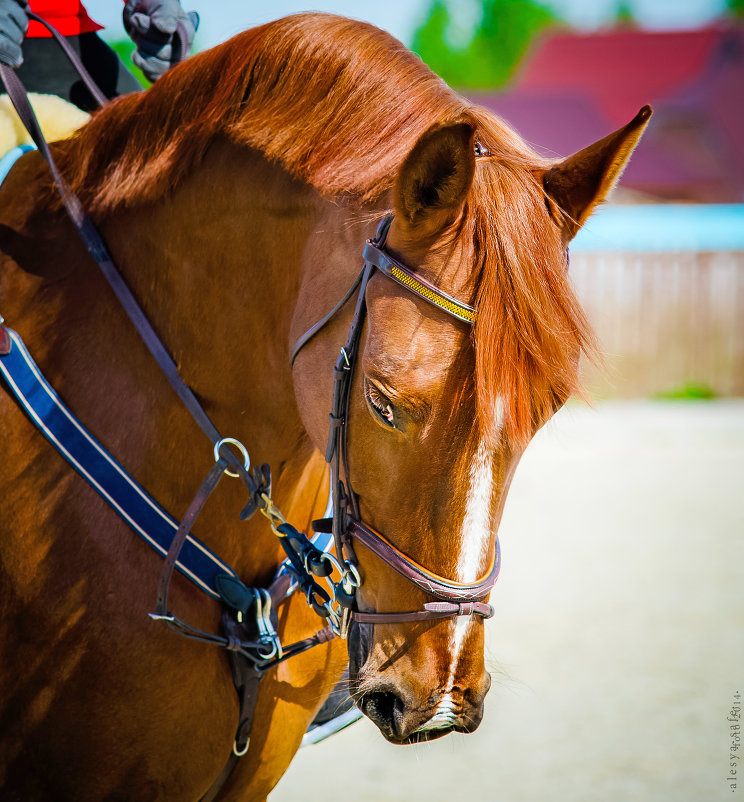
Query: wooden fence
569 251 744 397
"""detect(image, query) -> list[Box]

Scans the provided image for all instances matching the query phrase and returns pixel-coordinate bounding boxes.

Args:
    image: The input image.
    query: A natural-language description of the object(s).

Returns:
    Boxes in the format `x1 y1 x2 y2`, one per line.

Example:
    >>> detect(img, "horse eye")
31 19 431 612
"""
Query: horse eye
364 380 396 428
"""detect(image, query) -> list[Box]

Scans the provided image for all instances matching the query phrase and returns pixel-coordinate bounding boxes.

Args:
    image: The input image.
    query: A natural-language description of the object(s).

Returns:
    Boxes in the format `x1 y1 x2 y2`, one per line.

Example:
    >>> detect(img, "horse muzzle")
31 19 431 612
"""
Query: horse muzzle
348 619 491 744
355 674 490 744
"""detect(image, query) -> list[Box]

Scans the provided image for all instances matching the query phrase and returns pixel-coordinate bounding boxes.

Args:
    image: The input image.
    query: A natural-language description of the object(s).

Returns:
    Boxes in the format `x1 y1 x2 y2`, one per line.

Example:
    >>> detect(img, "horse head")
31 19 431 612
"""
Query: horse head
293 107 650 743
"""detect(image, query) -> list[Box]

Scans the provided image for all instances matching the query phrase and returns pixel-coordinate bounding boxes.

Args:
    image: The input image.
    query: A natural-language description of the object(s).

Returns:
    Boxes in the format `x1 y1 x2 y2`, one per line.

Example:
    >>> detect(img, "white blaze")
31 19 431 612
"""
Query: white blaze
419 438 495 732
457 438 495 584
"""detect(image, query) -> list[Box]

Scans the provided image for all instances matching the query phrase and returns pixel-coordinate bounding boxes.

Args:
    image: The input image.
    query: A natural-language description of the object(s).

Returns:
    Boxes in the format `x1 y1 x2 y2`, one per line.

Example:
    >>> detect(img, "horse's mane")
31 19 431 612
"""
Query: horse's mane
50 12 594 446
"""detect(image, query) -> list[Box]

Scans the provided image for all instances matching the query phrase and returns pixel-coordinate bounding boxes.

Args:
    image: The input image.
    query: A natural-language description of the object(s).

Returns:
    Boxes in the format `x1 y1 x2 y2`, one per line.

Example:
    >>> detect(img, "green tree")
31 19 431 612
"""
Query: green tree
725 0 744 16
615 1 637 25
411 0 558 90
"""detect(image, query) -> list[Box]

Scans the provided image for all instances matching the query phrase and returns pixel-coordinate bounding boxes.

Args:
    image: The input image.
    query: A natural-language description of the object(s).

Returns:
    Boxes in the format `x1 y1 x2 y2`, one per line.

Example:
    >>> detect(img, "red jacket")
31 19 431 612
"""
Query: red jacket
27 1 103 38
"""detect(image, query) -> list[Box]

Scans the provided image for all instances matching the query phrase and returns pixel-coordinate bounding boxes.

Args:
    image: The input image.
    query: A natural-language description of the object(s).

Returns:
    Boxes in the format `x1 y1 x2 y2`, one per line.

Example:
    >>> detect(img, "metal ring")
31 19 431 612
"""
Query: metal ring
322 552 343 576
214 437 250 478
325 603 341 630
233 738 250 757
256 640 278 660
342 562 362 591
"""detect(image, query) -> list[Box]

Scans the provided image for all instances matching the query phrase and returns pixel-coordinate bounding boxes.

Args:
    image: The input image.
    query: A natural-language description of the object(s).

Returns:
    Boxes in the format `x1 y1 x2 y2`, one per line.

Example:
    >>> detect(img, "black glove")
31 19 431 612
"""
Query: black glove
0 0 28 68
123 0 198 83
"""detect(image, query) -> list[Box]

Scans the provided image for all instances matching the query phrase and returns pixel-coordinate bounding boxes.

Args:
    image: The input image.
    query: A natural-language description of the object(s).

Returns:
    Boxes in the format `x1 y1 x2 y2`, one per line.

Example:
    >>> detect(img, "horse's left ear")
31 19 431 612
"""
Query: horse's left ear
542 105 652 242
394 120 476 232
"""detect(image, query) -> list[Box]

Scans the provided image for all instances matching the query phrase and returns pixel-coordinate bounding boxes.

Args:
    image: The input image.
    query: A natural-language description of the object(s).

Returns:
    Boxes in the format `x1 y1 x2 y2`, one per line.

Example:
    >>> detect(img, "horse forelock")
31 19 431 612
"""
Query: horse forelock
464 128 598 448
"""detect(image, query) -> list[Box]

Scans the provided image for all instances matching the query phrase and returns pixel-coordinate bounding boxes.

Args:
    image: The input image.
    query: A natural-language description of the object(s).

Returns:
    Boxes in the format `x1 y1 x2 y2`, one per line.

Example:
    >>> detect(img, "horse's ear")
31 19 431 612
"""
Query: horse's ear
542 105 652 242
394 121 476 232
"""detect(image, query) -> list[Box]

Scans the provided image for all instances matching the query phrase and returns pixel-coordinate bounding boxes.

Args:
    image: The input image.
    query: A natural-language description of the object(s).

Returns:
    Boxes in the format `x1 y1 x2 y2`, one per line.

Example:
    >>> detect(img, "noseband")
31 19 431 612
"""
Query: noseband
293 215 499 635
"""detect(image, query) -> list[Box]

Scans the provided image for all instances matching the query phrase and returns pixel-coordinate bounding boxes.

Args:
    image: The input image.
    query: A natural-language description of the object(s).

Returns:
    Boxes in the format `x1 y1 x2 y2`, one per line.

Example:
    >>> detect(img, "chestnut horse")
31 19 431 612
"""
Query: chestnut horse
0 13 650 801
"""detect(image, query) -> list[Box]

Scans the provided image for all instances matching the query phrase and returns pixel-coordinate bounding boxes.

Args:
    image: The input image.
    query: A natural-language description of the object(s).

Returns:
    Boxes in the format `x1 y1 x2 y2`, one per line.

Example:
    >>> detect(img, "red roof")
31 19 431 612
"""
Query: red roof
516 28 725 126
470 25 744 202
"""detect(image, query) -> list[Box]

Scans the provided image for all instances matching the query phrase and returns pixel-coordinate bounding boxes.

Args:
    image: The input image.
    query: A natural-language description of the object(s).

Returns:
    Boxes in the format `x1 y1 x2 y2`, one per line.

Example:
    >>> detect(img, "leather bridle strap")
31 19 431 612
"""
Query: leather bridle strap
289 267 365 368
353 601 493 624
325 261 376 560
362 237 477 323
155 458 228 617
346 519 500 603
308 215 498 625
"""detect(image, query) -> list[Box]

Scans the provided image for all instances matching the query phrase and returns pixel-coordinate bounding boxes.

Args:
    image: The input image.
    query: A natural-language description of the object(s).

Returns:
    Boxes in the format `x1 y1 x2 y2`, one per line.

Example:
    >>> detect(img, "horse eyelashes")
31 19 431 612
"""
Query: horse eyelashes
365 380 396 427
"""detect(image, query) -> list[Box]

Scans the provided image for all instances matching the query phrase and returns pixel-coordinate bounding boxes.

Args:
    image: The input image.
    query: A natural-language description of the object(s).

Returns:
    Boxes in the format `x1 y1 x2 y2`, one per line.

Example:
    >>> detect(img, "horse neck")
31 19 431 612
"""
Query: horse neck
6 141 328 580
104 141 316 434
104 141 334 574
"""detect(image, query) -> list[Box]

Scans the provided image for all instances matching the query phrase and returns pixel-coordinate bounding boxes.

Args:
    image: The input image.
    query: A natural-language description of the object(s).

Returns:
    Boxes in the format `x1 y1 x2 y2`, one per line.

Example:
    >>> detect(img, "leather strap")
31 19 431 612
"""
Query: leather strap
346 519 500 602
156 458 228 616
289 267 365 367
25 11 108 108
353 600 493 624
363 232 477 323
326 261 375 561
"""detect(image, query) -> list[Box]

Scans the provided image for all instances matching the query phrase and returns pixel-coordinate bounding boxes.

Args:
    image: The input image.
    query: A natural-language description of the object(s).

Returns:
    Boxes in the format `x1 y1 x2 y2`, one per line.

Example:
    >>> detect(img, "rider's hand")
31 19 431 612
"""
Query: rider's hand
123 0 198 83
0 0 28 68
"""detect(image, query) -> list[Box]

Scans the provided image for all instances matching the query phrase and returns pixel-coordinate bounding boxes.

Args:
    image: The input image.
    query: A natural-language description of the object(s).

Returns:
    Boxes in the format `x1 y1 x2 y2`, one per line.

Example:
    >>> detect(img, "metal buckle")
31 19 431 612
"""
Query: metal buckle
341 562 361 594
253 589 283 661
324 560 360 639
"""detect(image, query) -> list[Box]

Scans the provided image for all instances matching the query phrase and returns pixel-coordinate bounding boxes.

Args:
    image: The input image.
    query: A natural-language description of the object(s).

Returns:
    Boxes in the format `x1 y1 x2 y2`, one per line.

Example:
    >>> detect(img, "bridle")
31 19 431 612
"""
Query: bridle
293 214 499 637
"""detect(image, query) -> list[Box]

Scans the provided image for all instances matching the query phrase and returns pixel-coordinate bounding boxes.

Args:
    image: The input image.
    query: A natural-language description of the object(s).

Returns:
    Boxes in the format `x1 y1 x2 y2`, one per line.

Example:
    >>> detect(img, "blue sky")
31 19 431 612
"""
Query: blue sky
85 0 730 51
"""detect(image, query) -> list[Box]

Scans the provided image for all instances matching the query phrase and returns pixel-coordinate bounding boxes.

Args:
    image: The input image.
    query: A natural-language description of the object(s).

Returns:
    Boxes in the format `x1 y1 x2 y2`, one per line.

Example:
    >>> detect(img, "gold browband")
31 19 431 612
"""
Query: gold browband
362 219 477 324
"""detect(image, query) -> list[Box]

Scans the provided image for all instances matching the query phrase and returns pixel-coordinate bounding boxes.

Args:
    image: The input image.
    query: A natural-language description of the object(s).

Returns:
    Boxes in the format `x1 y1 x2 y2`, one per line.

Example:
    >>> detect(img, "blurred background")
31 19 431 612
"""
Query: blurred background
82 1 743 799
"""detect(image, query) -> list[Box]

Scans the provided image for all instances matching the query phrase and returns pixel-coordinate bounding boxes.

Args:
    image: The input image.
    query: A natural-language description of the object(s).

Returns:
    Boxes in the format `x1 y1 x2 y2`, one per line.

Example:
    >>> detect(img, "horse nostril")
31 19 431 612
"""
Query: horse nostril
361 690 405 737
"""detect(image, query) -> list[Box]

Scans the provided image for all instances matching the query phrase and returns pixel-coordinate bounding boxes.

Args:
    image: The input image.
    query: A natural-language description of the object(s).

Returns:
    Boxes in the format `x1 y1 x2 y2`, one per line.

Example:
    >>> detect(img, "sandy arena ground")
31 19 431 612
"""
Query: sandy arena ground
272 400 744 802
